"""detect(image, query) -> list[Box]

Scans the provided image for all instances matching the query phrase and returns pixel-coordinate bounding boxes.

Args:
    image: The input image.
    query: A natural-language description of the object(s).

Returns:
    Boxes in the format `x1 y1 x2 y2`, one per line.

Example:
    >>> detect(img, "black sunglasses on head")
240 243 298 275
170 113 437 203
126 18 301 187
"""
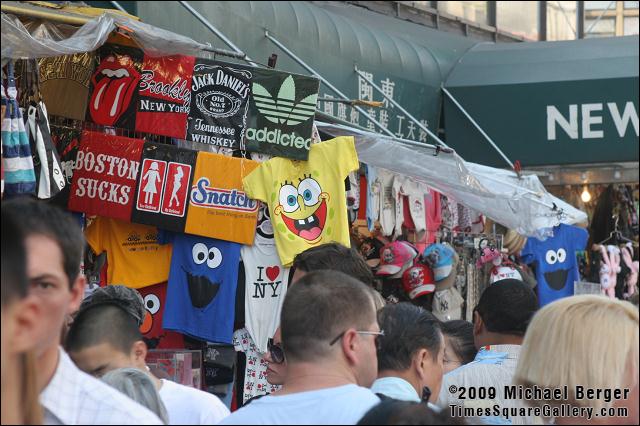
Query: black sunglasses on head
267 339 286 364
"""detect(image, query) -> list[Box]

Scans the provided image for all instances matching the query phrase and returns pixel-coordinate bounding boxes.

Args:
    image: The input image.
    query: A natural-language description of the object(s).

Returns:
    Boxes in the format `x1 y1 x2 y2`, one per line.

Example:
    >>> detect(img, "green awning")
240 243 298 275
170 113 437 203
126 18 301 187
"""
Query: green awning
137 1 477 142
444 36 639 168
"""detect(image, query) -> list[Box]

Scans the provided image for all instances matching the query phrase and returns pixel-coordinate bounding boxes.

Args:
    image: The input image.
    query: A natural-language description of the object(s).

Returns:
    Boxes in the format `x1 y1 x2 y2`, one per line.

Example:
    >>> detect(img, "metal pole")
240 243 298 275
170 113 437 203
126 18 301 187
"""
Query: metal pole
264 30 396 139
178 1 258 67
441 86 515 170
355 66 450 149
585 0 616 35
109 1 127 13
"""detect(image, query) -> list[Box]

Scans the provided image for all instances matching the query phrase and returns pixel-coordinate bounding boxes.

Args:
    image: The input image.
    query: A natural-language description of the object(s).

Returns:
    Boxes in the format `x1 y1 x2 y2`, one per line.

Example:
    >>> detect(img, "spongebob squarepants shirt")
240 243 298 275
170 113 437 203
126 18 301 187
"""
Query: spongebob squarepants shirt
242 136 359 266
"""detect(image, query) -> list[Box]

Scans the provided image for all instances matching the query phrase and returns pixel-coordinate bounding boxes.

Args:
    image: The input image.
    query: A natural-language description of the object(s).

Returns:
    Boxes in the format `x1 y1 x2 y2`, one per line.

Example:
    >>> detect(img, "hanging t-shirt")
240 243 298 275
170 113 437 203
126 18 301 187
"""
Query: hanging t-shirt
365 165 380 231
85 217 171 288
242 228 289 353
521 224 589 306
160 231 241 343
377 168 396 237
233 328 280 404
242 136 359 266
185 152 260 245
68 131 144 222
138 283 185 350
424 189 442 245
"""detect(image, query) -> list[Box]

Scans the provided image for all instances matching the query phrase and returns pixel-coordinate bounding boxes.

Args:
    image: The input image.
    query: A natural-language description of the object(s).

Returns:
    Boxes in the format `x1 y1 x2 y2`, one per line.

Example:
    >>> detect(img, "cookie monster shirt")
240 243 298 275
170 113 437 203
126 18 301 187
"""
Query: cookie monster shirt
159 231 241 343
521 224 588 307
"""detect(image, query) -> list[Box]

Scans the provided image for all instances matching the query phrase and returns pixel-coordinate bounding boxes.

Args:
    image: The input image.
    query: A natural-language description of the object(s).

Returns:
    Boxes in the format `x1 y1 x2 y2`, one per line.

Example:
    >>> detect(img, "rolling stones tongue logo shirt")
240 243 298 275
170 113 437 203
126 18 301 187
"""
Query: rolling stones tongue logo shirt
160 231 241 343
137 283 185 350
84 217 172 288
242 136 359 266
88 44 142 129
521 224 588 306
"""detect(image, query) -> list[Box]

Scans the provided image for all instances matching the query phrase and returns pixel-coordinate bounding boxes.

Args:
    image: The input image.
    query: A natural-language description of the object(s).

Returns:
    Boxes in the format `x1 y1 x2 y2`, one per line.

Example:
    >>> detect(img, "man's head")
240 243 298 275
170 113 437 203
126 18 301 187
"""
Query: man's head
2 199 85 357
376 303 444 401
281 270 379 387
66 304 147 377
473 279 538 349
291 243 375 286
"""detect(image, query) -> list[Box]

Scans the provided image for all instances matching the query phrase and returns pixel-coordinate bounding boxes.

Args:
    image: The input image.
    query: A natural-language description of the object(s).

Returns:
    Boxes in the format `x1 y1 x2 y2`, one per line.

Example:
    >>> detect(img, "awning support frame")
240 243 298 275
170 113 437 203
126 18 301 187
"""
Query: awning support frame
355 66 450 149
264 30 396 139
442 86 515 170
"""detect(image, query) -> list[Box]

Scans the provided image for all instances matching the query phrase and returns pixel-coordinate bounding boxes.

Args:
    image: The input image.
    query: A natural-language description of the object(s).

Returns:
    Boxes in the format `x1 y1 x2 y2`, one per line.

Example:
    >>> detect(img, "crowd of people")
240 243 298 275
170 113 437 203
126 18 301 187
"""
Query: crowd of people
1 199 639 425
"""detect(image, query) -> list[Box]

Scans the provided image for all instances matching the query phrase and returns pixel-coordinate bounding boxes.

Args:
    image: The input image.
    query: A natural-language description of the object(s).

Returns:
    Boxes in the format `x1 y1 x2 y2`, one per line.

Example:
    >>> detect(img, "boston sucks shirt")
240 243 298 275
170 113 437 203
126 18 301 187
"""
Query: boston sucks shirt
160 231 241 343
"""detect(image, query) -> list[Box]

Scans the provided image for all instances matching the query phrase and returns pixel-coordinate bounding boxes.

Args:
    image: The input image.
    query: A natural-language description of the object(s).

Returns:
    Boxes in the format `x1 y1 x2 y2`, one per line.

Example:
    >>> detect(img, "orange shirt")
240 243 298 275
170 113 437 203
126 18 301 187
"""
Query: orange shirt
85 217 172 288
184 152 260 245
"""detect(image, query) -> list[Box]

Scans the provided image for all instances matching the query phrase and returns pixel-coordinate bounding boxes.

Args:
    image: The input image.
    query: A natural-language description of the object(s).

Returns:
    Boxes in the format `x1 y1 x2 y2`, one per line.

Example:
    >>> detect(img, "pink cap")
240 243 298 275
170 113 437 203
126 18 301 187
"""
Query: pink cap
376 241 419 276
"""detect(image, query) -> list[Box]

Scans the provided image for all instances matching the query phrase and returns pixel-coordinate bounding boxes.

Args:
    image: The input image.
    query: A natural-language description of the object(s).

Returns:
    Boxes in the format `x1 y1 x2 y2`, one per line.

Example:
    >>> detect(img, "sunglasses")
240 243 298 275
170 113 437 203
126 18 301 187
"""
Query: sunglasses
267 339 286 364
329 330 385 351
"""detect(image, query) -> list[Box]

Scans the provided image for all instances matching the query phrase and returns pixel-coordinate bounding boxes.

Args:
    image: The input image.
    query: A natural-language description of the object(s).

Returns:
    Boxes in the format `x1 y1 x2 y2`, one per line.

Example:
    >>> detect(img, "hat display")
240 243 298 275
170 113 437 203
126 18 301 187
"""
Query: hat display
402 265 436 300
432 287 464 322
422 243 456 281
490 265 523 284
377 241 419 277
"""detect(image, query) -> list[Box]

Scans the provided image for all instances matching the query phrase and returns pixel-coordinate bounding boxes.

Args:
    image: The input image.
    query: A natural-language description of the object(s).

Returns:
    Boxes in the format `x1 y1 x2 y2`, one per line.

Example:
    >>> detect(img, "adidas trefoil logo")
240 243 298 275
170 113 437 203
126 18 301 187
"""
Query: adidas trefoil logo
252 76 317 126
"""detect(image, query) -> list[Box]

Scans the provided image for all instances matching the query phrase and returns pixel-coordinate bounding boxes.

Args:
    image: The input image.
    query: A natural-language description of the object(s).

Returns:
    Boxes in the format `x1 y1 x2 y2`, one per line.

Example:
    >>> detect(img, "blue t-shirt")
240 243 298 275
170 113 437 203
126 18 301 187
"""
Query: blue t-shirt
160 231 241 343
521 224 588 306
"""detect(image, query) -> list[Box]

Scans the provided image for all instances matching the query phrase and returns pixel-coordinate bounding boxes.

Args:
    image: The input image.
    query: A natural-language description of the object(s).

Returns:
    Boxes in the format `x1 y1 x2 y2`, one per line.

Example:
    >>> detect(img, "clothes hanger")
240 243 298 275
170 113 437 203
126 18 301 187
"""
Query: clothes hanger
598 216 636 246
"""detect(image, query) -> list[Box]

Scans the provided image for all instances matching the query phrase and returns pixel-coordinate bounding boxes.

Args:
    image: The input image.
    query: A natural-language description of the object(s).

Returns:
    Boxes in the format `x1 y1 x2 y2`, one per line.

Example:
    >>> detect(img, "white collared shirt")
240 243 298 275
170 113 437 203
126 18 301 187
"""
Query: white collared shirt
40 348 163 425
371 377 442 412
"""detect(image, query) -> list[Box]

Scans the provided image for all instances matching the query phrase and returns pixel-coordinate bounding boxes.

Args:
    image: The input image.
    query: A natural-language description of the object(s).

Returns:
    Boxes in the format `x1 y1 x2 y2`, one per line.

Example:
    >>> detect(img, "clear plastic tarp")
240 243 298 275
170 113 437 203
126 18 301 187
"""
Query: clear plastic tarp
316 122 588 237
1 11 212 62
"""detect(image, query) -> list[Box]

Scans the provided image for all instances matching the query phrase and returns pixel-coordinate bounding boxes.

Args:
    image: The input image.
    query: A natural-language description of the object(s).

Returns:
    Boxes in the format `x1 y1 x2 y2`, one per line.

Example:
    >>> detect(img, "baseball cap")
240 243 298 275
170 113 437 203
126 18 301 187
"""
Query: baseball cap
377 241 419 276
402 265 436 300
422 243 456 281
77 284 146 327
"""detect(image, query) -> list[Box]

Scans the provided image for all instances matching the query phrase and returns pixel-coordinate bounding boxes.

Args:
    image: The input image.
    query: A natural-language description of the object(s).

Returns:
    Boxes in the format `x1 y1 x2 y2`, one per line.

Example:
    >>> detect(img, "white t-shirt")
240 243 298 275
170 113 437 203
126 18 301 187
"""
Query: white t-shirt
220 384 380 425
377 168 396 237
242 239 289 354
159 379 230 425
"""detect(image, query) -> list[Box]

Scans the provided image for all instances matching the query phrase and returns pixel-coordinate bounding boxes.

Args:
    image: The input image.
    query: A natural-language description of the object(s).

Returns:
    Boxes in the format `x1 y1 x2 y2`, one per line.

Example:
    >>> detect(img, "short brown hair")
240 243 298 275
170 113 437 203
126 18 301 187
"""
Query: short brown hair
292 243 376 287
281 270 376 362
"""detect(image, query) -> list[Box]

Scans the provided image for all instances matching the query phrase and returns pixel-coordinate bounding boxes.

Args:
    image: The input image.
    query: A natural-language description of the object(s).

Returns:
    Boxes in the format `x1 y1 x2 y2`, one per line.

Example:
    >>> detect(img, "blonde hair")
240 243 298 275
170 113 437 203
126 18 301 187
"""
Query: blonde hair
515 295 639 411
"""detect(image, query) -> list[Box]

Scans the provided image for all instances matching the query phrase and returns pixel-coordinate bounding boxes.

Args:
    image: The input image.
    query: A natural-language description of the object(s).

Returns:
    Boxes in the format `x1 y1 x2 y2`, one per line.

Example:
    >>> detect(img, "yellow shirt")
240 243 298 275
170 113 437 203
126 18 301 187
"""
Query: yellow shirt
85 217 172 288
243 136 359 266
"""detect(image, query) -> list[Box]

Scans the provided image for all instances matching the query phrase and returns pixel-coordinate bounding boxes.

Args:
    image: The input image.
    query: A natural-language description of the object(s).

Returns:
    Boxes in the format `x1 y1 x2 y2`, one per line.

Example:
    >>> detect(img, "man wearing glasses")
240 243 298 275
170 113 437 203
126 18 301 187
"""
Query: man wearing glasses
221 270 382 425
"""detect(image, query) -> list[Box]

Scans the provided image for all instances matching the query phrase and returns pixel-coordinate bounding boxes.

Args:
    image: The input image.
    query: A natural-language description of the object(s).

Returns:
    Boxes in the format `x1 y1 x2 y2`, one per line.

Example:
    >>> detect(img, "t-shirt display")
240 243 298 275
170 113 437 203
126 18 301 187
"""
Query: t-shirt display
68 130 144 222
84 217 172 288
521 224 589 306
160 231 241 343
242 136 360 266
138 283 185 350
184 152 260 245
232 328 281 404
